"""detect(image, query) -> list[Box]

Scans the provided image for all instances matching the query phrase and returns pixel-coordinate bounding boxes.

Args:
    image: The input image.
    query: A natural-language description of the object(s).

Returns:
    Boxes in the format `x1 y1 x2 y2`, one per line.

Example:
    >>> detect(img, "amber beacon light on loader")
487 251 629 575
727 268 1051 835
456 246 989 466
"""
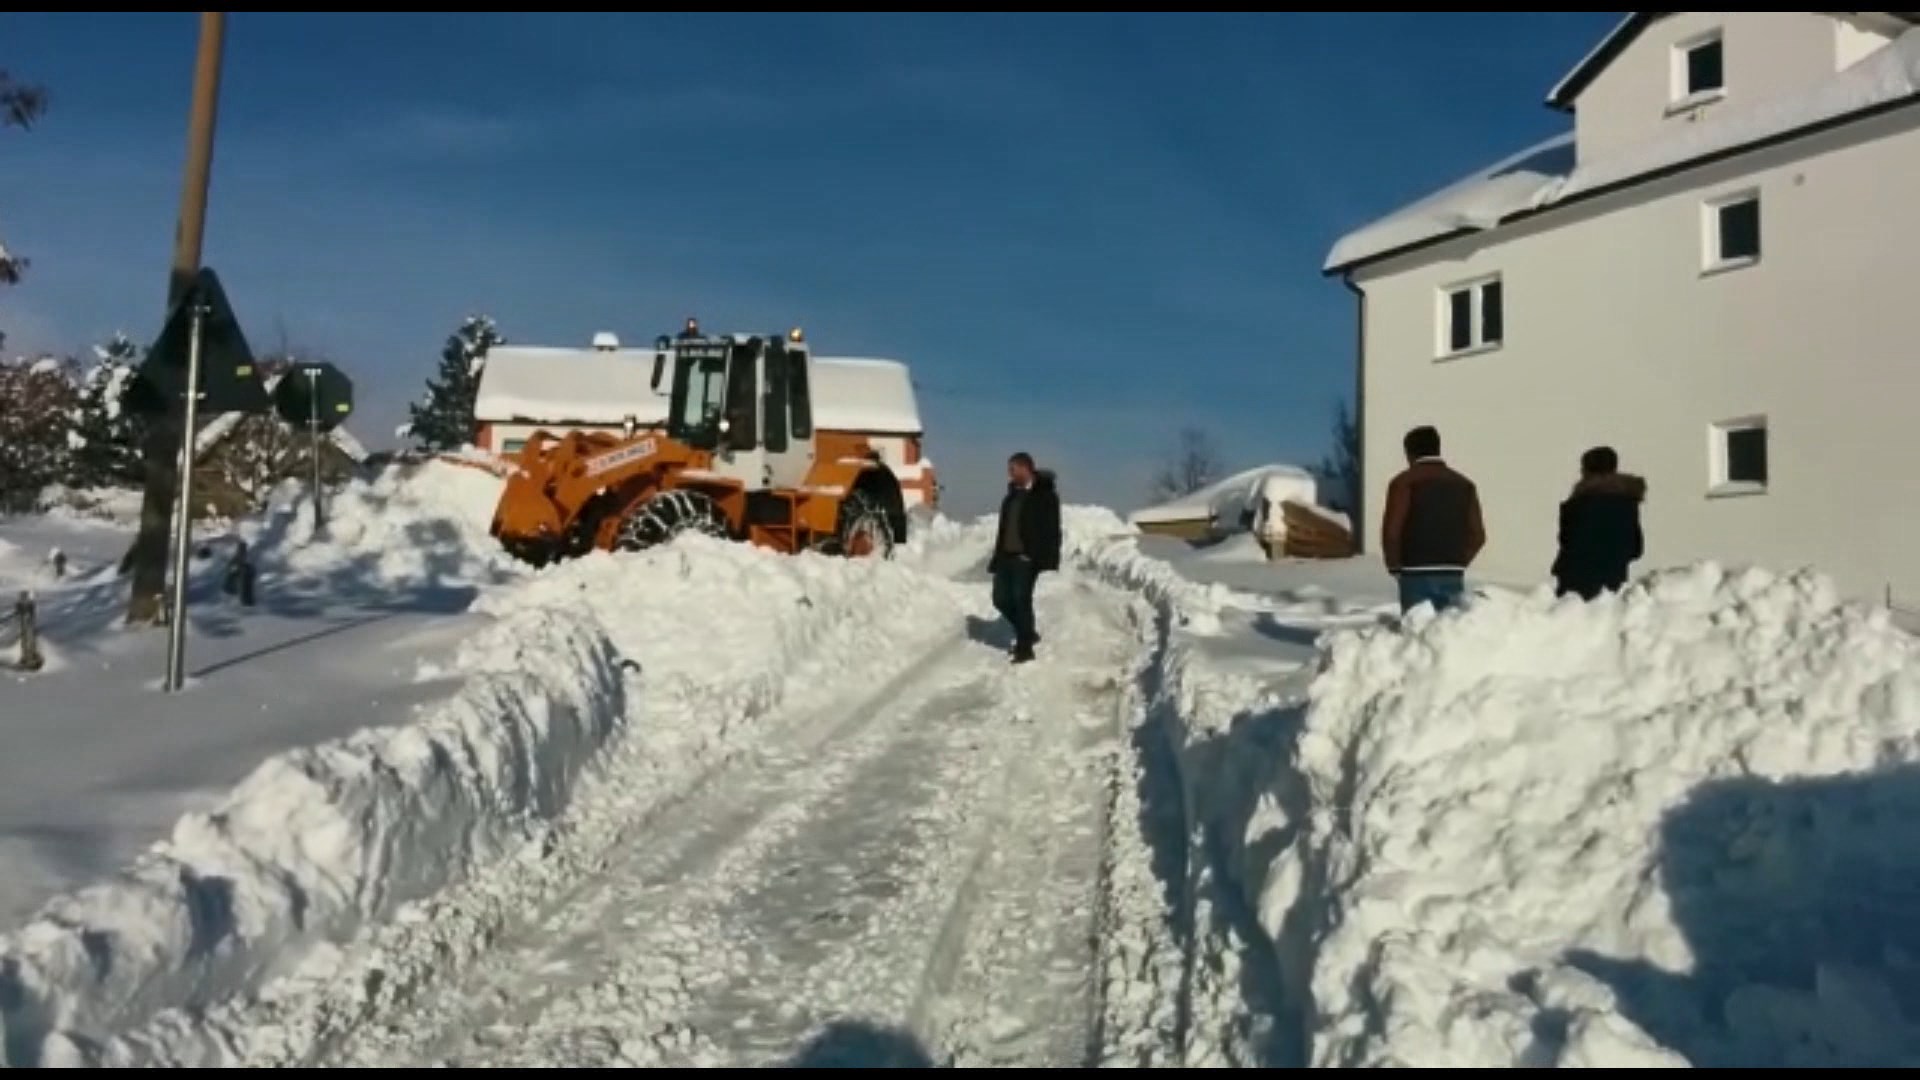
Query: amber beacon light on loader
488 322 910 566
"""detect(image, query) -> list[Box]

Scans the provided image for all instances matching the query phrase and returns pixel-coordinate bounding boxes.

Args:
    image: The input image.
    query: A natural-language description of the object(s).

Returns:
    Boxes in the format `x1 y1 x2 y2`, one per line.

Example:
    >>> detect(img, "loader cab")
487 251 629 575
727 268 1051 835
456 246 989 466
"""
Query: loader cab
656 326 816 491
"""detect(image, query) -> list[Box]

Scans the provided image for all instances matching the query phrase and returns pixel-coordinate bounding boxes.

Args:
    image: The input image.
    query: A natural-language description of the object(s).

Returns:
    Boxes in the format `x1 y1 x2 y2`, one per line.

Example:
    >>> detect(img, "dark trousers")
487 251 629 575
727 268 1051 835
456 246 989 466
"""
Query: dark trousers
992 559 1038 647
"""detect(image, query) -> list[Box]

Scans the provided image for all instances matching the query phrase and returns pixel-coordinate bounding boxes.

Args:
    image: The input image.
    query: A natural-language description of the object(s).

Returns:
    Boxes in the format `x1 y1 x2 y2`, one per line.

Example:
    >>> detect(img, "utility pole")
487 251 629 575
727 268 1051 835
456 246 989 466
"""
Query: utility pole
127 12 227 626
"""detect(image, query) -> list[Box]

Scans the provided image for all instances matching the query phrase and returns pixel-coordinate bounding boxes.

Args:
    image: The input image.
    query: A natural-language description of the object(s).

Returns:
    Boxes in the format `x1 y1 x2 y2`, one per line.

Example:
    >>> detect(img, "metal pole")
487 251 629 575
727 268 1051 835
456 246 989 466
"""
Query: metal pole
307 367 325 532
164 297 208 692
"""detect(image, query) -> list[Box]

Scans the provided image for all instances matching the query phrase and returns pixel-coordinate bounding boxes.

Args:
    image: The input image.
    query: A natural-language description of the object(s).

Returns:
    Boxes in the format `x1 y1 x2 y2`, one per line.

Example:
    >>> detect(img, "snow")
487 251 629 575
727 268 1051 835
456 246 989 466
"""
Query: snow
1326 28 1920 271
1274 565 1920 1067
811 357 923 434
235 459 521 598
1107 542 1920 1067
14 457 1919 1068
1129 464 1318 537
472 345 673 427
1324 133 1577 271
474 347 923 436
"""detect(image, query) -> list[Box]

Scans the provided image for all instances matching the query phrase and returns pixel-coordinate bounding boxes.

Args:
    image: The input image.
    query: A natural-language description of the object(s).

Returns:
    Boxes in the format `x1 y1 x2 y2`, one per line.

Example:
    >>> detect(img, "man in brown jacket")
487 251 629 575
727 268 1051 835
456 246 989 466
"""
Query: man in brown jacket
1381 425 1486 613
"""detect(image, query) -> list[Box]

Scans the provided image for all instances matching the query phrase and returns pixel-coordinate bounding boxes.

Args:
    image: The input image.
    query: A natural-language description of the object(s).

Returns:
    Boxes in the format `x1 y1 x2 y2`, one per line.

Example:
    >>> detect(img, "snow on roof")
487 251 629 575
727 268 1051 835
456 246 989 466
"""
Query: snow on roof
472 346 924 434
473 345 672 427
1327 26 1920 273
1129 463 1315 526
811 357 922 434
1324 134 1575 272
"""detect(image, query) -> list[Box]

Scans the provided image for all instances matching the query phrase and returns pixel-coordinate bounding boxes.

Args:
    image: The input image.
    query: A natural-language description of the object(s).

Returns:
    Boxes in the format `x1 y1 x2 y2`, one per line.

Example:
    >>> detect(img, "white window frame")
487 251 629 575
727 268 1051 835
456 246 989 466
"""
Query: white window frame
1708 414 1768 497
1670 28 1727 112
1702 189 1761 274
501 437 527 454
1435 274 1503 359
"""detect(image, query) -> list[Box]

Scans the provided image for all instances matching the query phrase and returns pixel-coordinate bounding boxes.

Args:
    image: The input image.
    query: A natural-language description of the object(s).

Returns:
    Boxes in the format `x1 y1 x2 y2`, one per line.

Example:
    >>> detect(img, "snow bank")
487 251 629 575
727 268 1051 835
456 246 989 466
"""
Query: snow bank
29 485 144 527
1268 565 1920 1067
9 527 984 1065
0 599 631 1066
239 458 519 597
1064 507 1243 636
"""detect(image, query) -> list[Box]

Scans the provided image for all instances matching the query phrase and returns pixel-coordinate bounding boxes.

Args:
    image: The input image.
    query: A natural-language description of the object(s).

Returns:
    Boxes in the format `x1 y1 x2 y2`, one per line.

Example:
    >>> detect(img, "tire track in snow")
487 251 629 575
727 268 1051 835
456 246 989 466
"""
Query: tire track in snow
319 629 981 1067
321 576 1150 1068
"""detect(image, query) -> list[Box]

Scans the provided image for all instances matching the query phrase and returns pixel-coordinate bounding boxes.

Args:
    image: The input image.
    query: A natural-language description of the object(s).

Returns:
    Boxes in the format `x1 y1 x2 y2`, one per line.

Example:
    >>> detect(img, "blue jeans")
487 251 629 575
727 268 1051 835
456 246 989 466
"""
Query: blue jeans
992 559 1038 647
1398 571 1465 614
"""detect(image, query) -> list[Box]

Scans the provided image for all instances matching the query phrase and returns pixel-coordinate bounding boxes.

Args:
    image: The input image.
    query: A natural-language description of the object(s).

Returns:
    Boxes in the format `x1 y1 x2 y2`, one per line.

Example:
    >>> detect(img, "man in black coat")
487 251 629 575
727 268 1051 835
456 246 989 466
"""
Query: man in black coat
988 452 1062 664
1551 446 1647 600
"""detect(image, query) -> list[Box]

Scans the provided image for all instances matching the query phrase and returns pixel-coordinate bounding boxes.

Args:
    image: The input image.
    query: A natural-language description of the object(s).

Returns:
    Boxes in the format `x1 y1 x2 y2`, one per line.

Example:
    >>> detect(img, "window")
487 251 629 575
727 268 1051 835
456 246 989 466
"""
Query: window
1438 276 1503 357
763 344 789 452
1709 416 1768 495
1704 191 1760 270
502 438 526 454
788 352 813 439
723 346 758 448
1672 31 1725 106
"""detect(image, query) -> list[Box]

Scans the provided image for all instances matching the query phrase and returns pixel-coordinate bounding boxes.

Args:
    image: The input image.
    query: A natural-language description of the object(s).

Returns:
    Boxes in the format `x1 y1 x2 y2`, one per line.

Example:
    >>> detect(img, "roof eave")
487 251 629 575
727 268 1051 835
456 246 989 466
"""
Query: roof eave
1328 86 1920 279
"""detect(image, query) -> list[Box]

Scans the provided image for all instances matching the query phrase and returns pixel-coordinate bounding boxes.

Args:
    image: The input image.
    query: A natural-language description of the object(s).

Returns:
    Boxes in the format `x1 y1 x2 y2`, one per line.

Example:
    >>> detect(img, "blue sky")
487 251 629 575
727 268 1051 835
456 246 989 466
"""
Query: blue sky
0 12 1616 516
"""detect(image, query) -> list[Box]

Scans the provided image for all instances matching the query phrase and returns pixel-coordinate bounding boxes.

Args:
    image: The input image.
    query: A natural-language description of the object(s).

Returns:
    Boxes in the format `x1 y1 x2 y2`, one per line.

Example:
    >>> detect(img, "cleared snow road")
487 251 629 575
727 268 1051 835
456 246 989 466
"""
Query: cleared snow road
298 576 1141 1068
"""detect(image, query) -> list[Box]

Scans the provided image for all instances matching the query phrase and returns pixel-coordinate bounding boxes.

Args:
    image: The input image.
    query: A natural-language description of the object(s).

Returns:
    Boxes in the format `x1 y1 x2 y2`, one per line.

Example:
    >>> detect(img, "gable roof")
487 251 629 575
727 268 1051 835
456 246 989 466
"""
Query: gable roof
1548 12 1920 112
473 345 671 427
1328 23 1920 274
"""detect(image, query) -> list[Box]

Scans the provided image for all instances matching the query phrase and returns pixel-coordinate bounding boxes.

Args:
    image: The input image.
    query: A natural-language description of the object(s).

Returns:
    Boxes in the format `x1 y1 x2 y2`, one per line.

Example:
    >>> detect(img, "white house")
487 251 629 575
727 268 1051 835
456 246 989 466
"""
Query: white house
471 333 939 507
1325 11 1920 607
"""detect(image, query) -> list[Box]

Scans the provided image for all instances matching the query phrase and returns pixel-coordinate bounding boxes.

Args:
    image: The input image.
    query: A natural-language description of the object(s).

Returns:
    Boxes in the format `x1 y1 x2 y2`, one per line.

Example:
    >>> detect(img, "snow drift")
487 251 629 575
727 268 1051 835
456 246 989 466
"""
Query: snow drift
239 458 521 598
1268 565 1920 1067
0 600 630 1066
0 467 984 1065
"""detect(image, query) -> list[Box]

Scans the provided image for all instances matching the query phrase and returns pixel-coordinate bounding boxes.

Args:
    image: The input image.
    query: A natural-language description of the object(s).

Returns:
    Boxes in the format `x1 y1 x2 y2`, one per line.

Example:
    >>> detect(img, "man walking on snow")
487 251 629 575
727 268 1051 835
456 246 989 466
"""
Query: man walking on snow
1381 425 1486 614
990 452 1062 664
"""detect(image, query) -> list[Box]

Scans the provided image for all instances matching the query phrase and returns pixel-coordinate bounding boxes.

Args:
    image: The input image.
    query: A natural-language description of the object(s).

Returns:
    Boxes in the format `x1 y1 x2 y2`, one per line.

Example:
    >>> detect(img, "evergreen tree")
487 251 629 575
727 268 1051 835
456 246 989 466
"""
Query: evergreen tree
403 315 502 450
0 354 79 511
65 332 148 488
1311 397 1361 513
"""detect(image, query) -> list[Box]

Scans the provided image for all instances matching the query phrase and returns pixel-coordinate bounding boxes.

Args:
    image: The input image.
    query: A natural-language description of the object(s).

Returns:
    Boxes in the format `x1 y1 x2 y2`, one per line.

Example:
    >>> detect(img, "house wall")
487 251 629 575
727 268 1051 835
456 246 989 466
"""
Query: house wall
1354 103 1920 606
1575 12 1870 164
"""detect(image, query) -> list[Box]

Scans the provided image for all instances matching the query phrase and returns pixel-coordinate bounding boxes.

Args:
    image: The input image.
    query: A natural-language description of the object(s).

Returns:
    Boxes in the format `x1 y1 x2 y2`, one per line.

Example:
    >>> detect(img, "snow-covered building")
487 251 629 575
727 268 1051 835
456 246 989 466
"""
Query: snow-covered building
1326 12 1920 606
471 334 938 508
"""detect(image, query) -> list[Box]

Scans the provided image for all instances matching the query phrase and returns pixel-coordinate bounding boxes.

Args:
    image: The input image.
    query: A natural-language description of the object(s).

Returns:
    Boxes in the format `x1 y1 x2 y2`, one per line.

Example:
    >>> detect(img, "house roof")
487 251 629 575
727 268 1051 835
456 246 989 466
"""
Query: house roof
474 345 672 427
473 344 925 434
1326 24 1920 274
810 357 922 434
1547 12 1920 112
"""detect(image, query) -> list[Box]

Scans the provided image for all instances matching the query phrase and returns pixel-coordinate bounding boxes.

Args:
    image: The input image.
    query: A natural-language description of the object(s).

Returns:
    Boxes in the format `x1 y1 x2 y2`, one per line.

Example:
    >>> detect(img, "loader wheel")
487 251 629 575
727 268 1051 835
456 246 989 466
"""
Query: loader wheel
836 490 895 560
615 490 730 552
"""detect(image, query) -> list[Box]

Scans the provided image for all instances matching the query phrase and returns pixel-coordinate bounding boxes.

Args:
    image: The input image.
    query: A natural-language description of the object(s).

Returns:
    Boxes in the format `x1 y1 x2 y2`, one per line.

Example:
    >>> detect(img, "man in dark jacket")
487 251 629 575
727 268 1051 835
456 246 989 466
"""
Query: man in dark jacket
1381 425 1486 614
1551 446 1646 600
988 452 1062 664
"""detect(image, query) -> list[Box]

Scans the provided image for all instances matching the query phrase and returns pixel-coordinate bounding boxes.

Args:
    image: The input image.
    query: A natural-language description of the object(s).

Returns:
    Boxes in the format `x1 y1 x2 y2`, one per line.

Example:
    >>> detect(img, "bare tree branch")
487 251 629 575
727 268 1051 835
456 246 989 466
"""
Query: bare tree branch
1151 426 1223 501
